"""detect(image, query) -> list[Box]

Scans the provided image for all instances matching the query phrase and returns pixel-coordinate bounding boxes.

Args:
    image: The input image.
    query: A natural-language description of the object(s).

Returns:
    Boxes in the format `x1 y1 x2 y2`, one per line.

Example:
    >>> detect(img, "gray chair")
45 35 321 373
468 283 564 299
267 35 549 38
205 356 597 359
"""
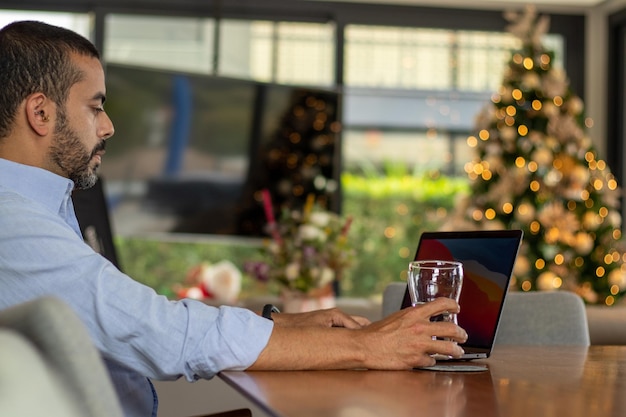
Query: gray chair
0 296 124 417
495 291 590 346
0 329 86 417
382 283 590 346
382 282 407 318
0 296 253 417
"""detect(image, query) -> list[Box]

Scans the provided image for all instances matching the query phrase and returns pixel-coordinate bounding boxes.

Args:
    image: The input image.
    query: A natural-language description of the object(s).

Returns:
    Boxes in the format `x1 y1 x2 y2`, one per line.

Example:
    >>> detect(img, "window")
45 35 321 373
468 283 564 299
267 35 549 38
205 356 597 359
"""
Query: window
345 26 452 89
218 19 271 80
104 14 215 73
456 31 519 92
342 24 564 176
219 19 335 86
0 10 90 37
103 16 335 87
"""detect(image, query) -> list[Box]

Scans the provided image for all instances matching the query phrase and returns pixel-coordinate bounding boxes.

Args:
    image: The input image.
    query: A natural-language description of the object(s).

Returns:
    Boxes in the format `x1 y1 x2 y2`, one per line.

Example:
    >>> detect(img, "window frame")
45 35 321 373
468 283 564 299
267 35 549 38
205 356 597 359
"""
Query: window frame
607 8 626 224
1 1 584 93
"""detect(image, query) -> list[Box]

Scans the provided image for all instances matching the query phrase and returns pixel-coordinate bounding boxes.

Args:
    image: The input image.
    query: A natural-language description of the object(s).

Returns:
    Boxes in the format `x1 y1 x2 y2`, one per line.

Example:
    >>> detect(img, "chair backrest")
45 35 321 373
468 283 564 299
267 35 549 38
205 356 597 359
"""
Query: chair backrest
494 291 590 346
382 284 590 346
0 329 84 416
72 176 121 269
0 297 124 417
382 282 406 318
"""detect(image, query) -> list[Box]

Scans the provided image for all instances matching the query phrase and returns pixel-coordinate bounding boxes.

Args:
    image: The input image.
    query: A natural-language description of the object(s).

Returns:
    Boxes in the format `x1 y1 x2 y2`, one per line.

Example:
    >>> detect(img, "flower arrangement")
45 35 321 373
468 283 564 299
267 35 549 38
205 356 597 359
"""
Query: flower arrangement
244 190 354 297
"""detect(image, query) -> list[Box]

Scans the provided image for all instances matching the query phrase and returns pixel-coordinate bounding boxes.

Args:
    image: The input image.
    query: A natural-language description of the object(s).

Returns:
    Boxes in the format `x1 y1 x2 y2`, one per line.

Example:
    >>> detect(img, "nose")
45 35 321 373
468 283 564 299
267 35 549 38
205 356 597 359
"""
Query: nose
99 112 115 140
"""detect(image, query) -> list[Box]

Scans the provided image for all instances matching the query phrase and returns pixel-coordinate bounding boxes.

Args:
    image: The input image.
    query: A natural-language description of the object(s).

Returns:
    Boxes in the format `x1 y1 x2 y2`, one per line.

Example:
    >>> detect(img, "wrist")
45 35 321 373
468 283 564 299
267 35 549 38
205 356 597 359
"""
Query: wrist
262 304 280 321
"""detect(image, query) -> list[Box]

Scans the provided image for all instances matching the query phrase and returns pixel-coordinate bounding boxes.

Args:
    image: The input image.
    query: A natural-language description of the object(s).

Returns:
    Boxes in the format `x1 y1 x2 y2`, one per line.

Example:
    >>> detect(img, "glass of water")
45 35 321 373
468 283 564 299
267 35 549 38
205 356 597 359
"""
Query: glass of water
407 260 464 325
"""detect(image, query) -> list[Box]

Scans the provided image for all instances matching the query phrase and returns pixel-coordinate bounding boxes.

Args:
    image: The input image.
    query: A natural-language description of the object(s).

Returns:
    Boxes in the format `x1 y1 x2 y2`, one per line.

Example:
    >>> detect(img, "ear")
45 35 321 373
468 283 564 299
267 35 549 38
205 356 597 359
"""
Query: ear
25 93 53 136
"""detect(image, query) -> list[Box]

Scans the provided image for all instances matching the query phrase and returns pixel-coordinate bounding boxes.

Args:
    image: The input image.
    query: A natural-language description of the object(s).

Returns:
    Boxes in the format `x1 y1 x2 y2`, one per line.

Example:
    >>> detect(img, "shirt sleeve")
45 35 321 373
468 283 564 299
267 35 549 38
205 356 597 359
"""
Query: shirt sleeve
0 192 274 381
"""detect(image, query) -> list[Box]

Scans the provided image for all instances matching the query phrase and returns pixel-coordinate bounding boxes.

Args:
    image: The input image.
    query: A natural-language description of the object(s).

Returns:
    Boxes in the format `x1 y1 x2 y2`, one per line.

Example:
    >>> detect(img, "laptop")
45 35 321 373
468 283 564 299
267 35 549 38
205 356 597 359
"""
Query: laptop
400 229 523 360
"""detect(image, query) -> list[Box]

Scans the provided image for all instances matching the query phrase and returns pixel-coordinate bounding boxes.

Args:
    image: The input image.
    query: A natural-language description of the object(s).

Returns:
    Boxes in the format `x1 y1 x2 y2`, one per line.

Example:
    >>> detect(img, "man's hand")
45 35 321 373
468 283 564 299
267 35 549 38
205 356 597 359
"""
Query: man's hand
358 297 468 368
250 298 468 371
272 308 370 329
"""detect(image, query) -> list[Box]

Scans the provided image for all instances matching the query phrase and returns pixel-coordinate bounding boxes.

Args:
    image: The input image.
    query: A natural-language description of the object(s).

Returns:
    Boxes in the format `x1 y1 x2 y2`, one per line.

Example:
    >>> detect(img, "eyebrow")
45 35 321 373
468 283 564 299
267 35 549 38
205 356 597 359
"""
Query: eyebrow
92 92 107 104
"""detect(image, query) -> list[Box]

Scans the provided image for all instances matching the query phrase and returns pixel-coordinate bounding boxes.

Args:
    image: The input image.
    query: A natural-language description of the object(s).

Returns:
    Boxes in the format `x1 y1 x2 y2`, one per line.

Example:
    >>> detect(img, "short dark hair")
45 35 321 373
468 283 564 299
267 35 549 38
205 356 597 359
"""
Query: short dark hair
0 20 101 138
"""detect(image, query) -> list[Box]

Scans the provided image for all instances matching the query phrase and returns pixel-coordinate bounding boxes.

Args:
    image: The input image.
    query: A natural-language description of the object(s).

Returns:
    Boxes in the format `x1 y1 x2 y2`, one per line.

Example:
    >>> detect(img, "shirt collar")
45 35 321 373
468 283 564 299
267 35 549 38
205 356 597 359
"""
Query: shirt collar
0 157 76 217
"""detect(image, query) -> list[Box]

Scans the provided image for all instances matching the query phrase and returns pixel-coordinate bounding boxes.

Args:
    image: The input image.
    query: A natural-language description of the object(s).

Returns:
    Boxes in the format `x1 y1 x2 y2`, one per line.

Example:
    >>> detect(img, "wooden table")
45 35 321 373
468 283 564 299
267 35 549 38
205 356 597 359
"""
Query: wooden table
220 345 626 417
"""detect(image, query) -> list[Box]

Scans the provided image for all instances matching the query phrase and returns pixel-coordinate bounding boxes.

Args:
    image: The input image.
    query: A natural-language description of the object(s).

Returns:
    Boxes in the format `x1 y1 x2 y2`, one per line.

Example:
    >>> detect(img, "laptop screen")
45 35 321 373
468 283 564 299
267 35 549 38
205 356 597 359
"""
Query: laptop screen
401 230 523 350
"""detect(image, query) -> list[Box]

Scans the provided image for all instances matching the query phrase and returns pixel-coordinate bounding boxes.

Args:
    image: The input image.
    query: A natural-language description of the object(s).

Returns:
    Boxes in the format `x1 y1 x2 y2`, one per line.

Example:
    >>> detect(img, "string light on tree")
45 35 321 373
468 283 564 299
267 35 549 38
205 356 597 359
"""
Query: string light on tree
446 5 626 305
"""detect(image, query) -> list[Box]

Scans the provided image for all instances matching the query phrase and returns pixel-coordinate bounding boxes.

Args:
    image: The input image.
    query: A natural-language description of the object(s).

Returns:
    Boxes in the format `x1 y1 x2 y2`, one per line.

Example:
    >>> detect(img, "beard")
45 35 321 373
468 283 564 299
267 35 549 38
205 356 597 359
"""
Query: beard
48 108 105 190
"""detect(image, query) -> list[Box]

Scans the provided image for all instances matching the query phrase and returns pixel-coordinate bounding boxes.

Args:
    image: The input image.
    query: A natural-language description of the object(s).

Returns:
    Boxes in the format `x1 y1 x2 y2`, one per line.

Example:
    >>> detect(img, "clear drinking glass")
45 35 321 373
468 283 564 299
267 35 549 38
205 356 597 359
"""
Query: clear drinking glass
407 260 464 325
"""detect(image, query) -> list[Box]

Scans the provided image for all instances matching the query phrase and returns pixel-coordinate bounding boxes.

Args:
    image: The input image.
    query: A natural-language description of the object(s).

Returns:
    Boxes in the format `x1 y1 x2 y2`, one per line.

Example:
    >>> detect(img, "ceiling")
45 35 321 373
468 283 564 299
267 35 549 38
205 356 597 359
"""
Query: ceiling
376 0 607 4
311 0 612 13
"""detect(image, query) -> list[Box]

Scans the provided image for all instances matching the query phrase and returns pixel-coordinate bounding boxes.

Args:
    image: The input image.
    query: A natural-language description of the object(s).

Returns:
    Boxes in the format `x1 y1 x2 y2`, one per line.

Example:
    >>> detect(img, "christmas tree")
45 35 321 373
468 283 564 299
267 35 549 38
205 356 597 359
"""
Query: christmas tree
447 6 626 305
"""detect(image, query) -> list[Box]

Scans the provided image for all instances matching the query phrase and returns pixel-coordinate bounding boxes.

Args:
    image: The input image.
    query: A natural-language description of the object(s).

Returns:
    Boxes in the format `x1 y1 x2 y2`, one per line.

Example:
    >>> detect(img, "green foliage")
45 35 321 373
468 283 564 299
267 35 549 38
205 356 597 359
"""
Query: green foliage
340 171 469 296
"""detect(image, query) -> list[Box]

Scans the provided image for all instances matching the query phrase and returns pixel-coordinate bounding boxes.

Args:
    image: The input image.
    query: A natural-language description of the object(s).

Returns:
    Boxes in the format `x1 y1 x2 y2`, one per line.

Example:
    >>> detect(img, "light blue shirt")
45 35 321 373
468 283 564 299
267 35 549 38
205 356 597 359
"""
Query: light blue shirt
0 158 274 417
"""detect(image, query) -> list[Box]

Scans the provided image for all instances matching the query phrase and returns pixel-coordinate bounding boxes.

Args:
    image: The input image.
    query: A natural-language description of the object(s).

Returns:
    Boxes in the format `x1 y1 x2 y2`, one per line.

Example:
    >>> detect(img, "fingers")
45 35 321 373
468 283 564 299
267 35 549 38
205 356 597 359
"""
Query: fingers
352 315 372 327
428 321 468 344
324 308 370 329
410 299 467 344
329 310 370 329
417 297 460 317
430 339 466 359
273 308 369 329
407 298 467 343
412 340 466 367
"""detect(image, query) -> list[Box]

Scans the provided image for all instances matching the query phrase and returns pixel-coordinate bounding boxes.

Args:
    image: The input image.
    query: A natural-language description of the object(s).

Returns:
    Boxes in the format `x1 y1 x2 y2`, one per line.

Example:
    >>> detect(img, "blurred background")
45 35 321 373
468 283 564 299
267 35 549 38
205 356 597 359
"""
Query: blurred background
3 0 625 304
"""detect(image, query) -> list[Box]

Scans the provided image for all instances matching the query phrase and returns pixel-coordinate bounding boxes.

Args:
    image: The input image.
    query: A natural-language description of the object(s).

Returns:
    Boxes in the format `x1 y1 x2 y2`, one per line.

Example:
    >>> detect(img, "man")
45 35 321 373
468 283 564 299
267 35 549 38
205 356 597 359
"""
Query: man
0 20 467 417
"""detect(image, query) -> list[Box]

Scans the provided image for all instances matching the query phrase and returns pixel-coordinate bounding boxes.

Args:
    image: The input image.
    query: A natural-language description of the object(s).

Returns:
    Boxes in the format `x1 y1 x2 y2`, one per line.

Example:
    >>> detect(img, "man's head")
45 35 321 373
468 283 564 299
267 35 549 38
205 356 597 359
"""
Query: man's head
0 20 100 138
0 20 114 189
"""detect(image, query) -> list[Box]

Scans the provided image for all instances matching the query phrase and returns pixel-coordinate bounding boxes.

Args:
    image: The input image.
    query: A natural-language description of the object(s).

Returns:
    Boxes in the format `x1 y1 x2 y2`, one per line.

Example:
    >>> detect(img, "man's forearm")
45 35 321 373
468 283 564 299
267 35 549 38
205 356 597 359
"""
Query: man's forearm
248 299 467 371
247 325 367 371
